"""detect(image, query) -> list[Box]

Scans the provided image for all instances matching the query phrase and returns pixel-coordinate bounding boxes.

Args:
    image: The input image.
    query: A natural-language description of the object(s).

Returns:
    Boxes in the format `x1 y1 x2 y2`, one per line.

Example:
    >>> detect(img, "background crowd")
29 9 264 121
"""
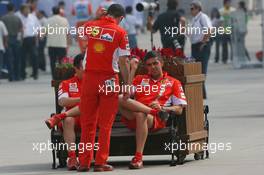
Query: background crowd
0 0 252 83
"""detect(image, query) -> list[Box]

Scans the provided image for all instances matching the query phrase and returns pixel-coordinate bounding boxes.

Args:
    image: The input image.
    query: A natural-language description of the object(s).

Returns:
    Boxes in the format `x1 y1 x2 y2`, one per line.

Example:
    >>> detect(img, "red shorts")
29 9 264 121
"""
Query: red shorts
57 116 81 131
121 114 166 132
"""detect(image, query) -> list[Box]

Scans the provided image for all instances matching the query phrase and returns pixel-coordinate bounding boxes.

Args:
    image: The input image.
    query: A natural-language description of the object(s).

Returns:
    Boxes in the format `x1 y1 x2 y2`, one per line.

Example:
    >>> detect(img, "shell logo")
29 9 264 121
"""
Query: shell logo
93 42 105 53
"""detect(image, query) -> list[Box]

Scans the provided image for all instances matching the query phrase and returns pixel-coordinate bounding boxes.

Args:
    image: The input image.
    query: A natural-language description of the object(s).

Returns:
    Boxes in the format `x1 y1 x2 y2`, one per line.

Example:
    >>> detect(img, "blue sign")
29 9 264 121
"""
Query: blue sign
0 0 23 16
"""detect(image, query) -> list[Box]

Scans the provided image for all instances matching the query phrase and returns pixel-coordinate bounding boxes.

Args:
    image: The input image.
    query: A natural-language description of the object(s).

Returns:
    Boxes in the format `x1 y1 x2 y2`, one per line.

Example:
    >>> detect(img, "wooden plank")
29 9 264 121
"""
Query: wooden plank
186 139 207 154
184 74 206 84
180 130 208 141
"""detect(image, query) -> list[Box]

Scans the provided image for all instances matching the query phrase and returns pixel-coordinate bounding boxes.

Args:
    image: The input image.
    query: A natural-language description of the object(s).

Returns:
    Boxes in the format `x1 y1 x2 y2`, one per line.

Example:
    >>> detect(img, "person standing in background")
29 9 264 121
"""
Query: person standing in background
26 0 38 16
147 0 185 50
58 1 66 17
72 0 93 22
18 4 41 80
45 6 70 79
210 7 223 63
36 10 47 72
231 1 250 67
133 0 145 34
1 3 23 81
0 21 8 81
189 1 212 99
237 1 251 61
121 6 138 49
219 0 235 64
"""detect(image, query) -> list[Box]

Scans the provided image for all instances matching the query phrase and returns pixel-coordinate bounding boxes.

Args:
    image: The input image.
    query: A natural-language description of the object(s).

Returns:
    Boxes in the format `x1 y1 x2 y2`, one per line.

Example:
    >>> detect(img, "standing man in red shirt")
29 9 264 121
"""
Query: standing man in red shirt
78 4 131 172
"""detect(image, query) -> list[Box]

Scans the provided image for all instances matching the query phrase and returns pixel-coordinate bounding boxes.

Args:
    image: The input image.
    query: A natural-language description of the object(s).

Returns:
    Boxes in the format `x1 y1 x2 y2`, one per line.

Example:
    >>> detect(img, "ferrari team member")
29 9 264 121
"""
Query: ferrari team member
44 54 84 170
78 4 131 172
120 51 187 169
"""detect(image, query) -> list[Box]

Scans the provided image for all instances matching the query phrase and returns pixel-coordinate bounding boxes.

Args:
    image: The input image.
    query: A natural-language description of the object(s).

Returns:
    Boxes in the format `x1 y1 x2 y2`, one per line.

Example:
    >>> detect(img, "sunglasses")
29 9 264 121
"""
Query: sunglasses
190 7 195 11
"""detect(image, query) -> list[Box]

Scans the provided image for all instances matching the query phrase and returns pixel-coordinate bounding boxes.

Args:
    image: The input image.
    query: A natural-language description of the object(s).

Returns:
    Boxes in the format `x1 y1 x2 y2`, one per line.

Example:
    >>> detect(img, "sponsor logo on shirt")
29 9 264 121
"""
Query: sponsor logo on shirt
101 33 113 41
69 83 79 92
141 79 150 86
93 42 105 53
100 28 116 42
91 27 101 37
166 81 173 87
89 27 116 42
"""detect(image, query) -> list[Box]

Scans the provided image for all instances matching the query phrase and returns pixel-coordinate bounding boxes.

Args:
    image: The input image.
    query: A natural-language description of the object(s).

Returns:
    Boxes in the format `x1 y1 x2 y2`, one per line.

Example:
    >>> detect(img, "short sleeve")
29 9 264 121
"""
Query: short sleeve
201 14 212 28
171 80 187 105
0 22 8 36
118 29 130 57
58 81 69 100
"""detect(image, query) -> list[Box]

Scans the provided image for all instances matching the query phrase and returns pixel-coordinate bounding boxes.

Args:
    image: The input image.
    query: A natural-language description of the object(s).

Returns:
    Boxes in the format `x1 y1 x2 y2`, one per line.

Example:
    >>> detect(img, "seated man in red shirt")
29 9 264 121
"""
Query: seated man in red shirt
45 54 84 170
120 51 187 169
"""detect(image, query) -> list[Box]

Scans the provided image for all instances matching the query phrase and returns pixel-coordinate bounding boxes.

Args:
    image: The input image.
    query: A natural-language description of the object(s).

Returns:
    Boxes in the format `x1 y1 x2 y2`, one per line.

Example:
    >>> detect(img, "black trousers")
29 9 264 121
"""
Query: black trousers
7 35 21 81
191 42 211 99
48 47 67 79
38 38 47 71
21 37 38 79
222 34 232 63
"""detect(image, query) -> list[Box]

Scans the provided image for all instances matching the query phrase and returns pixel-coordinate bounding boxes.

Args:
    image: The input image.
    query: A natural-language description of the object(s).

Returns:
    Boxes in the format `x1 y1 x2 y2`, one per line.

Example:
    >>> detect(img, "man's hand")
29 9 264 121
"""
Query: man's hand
149 100 162 111
130 57 139 71
147 15 154 31
122 91 130 101
95 8 107 19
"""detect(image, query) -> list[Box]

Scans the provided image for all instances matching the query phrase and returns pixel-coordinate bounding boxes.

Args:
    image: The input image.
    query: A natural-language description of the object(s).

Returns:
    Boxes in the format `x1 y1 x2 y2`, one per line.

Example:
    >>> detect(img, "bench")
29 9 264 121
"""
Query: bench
49 61 209 169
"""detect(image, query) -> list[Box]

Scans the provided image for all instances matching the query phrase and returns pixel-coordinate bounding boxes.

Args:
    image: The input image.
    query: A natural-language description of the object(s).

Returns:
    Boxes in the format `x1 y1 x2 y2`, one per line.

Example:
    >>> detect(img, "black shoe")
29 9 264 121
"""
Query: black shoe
158 111 170 121
33 75 38 80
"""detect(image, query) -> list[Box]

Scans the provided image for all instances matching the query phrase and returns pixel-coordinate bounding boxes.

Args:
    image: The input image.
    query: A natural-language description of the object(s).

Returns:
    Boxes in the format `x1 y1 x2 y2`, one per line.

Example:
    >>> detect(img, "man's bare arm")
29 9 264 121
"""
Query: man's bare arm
119 56 130 84
129 57 139 83
58 97 80 108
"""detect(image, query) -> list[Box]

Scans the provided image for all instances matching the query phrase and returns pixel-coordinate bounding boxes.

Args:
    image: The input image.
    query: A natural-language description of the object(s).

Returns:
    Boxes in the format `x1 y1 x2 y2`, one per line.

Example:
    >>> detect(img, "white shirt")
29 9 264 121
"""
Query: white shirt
121 14 137 35
0 21 8 51
189 12 212 44
17 13 41 38
46 15 70 48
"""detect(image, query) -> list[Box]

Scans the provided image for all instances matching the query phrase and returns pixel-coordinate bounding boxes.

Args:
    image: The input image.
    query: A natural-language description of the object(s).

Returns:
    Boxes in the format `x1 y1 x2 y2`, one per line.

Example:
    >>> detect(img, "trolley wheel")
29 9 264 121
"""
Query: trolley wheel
176 154 186 165
170 160 177 166
194 151 204 160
